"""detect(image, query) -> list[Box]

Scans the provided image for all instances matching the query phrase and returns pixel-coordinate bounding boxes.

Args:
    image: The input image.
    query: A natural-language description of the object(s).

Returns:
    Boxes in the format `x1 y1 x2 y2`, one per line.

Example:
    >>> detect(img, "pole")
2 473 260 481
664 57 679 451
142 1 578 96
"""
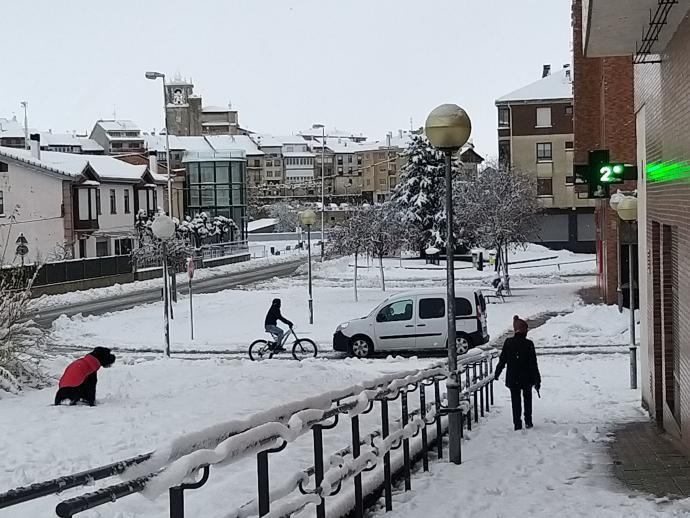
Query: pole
307 225 314 324
162 241 171 357
21 102 29 150
320 126 325 261
444 150 461 465
189 276 194 341
162 76 173 217
629 243 637 389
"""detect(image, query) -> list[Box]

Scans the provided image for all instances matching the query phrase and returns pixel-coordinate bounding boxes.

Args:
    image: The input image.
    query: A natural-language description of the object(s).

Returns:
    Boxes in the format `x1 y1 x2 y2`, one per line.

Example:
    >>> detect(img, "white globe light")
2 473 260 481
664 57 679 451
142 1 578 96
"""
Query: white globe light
425 104 472 151
617 196 638 221
151 214 176 240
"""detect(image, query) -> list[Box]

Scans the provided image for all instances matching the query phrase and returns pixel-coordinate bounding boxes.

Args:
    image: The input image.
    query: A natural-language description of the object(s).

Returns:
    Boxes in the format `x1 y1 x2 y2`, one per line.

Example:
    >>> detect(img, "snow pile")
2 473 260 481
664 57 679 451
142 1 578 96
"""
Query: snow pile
530 305 630 349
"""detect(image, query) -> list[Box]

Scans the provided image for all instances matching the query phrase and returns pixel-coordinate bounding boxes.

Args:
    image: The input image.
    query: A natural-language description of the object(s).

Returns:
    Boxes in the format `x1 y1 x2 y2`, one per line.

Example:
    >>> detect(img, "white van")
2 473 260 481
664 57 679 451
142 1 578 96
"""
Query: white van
333 289 489 358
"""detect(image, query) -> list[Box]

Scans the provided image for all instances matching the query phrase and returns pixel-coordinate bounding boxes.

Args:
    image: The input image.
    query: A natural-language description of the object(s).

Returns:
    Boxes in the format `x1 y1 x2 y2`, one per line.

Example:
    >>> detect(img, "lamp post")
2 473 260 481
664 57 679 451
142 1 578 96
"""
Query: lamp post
300 209 317 324
425 103 472 465
616 195 638 389
145 71 174 217
151 214 176 357
312 123 326 260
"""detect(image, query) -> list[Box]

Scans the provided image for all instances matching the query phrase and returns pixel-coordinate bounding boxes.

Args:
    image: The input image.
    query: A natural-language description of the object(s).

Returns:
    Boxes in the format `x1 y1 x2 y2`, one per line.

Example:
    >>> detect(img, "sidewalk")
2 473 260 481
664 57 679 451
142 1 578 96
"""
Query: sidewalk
611 420 690 498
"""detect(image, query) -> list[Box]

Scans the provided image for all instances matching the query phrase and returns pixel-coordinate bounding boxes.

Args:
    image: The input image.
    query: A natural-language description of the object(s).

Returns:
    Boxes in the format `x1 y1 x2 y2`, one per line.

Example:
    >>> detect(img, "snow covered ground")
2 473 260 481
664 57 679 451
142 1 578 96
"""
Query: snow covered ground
369 354 690 518
1 244 652 517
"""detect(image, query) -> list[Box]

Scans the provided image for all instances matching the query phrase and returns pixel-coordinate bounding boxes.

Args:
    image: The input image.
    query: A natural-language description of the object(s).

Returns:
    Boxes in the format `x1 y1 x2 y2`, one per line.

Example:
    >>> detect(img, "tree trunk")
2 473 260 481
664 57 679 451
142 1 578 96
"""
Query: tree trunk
379 254 386 292
354 252 359 301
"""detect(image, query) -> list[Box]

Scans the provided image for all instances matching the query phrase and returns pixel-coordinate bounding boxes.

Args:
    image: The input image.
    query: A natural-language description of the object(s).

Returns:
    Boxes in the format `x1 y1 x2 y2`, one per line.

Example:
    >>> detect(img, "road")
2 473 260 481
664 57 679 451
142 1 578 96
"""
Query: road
31 259 305 329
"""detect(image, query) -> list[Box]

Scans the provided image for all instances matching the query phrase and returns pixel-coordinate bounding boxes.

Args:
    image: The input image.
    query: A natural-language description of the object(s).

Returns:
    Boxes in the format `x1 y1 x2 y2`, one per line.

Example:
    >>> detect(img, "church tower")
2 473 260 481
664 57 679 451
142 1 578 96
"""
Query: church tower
165 74 202 136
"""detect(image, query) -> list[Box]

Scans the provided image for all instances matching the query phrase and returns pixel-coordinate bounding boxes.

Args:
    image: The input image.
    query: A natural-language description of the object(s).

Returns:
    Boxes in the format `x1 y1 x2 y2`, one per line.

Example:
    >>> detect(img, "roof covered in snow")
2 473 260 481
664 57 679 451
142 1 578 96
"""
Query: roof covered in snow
0 147 147 182
496 68 572 103
39 132 104 152
204 135 263 156
202 105 232 113
0 118 27 138
247 218 278 232
144 134 261 156
297 127 366 140
95 120 141 132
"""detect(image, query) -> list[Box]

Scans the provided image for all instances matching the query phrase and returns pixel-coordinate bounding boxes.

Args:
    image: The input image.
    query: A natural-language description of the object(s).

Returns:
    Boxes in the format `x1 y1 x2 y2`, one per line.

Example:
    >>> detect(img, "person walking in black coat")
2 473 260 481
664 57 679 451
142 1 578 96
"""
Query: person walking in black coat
494 315 541 430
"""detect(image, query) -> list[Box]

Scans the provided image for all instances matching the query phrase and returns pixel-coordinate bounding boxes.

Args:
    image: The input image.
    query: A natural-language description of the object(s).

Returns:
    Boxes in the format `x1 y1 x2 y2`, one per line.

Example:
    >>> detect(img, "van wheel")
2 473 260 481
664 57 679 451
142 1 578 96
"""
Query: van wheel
349 336 374 359
456 334 472 355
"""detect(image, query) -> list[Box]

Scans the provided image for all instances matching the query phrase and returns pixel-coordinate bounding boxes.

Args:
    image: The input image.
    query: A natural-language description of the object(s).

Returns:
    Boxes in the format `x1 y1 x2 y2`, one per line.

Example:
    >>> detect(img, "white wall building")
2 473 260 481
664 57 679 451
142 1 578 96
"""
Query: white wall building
0 137 164 265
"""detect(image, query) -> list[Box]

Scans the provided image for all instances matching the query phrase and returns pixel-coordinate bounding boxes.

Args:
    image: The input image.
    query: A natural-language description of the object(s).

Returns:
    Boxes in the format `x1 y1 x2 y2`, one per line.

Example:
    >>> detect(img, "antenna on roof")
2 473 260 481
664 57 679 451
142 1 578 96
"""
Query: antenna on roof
409 117 413 131
112 105 117 119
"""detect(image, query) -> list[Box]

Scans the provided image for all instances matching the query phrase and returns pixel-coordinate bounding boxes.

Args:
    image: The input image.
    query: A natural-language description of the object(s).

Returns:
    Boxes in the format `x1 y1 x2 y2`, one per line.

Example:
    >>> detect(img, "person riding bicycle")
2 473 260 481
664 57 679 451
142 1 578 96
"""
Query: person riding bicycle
264 298 293 350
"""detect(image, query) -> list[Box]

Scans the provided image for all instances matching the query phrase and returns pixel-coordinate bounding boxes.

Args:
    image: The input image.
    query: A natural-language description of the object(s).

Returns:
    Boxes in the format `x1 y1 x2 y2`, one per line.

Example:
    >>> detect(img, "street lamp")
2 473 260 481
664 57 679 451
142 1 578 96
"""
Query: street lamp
151 214 176 357
312 123 326 261
616 195 638 389
425 103 471 466
20 102 29 151
145 71 174 217
300 209 317 324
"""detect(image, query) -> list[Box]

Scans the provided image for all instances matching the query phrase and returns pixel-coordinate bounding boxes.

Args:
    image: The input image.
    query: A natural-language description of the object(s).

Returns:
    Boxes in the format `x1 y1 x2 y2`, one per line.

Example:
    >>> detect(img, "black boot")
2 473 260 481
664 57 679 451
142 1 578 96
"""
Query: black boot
514 422 523 431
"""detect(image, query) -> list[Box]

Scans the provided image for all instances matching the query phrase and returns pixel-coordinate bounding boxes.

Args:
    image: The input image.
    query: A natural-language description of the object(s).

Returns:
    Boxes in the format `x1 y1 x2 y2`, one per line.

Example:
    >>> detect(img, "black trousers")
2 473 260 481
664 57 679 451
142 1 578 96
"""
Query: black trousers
509 387 533 427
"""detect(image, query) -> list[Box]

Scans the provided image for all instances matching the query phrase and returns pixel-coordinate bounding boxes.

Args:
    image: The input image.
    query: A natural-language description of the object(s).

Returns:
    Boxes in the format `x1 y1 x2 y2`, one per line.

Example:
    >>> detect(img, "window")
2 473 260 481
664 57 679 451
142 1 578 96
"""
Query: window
0 190 3 215
536 107 552 127
111 142 123 149
0 161 7 172
266 160 273 167
274 159 281 166
367 179 371 186
348 167 353 174
109 189 116 214
216 163 230 183
536 143 552 161
285 146 294 152
537 178 553 196
498 141 511 166
565 175 575 185
376 299 413 322
454 297 473 317
419 298 445 319
379 178 386 185
498 107 510 127
347 155 353 163
124 189 130 214
565 105 573 116
565 141 574 150
337 157 343 165
114 238 132 255
96 239 109 257
128 142 140 149
357 156 362 165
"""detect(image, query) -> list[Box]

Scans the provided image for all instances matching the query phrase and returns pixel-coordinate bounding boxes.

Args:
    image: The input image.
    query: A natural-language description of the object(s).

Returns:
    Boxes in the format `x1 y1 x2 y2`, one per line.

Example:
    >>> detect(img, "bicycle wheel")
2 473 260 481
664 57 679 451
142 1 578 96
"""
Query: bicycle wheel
249 340 273 361
292 338 318 360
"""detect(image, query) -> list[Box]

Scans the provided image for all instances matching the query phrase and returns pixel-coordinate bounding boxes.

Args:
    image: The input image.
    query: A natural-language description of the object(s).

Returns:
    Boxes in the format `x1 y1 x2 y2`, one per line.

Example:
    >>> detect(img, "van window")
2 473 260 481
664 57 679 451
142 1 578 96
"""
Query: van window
419 298 445 319
377 300 413 322
454 297 473 317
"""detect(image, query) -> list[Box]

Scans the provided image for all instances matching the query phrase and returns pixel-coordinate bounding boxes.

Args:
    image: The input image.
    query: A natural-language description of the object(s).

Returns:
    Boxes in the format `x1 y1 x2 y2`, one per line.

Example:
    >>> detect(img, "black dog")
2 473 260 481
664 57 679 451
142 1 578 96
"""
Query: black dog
54 347 116 406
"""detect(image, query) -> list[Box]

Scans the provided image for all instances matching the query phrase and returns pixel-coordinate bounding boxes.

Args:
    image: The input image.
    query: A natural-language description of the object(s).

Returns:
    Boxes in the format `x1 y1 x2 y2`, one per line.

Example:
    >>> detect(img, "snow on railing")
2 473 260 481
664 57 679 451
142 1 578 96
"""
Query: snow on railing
3 350 500 518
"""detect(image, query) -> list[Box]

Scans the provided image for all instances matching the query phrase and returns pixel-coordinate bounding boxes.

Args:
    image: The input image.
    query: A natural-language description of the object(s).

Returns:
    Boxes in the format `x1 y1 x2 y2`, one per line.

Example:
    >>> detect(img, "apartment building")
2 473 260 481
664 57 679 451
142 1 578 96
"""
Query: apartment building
0 118 27 148
253 135 285 184
89 120 145 155
496 66 596 252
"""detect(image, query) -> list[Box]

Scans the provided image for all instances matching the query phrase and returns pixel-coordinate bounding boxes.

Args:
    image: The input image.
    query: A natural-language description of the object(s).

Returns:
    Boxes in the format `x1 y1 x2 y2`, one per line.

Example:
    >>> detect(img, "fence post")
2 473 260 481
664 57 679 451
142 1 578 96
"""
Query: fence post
351 415 364 518
380 399 393 511
473 364 479 423
401 391 411 491
434 380 443 460
257 451 270 517
313 425 326 518
419 386 429 472
484 360 491 412
169 487 184 518
489 357 495 405
479 363 485 418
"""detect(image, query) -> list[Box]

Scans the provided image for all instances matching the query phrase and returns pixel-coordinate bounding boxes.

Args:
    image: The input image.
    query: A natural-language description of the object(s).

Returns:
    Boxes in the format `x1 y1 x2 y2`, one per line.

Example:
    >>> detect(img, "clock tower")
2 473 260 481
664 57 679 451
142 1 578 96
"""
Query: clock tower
165 75 202 136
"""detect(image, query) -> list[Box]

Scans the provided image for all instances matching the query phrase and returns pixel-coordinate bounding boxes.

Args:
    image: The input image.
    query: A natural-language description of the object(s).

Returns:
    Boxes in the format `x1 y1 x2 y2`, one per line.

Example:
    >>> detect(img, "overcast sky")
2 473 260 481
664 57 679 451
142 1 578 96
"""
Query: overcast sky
1 0 571 158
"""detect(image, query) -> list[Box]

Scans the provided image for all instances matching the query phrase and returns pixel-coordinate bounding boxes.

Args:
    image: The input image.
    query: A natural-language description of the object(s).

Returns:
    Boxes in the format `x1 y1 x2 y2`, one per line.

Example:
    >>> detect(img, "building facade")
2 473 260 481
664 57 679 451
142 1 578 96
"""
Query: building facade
89 120 145 155
496 67 596 253
583 0 690 450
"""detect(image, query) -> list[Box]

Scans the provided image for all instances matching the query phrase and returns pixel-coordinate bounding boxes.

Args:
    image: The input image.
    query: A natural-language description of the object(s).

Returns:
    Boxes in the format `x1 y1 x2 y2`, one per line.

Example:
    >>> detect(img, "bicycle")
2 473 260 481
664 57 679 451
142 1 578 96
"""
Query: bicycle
248 327 318 361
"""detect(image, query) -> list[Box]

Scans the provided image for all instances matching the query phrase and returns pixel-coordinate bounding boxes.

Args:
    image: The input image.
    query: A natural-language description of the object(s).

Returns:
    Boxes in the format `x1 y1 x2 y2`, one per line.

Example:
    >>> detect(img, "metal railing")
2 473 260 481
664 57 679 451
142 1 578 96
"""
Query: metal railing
0 349 498 517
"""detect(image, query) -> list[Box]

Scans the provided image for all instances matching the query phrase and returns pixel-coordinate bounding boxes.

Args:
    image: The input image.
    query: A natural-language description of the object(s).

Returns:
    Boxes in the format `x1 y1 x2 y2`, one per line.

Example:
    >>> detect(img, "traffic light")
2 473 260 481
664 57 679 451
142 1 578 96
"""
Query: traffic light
574 150 636 199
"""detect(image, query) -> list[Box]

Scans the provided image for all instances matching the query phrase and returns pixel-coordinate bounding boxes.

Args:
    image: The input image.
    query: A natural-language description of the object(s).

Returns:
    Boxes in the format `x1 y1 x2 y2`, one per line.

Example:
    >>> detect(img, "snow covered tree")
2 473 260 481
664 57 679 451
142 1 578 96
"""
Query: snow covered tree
177 212 240 247
454 162 540 285
132 210 194 270
361 203 407 292
391 134 462 251
326 208 370 300
269 203 300 232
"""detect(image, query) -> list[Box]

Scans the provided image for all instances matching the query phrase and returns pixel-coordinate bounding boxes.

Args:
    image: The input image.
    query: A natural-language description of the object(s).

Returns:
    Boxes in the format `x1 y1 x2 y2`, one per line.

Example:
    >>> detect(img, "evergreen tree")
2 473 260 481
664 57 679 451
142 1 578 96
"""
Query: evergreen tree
391 134 460 250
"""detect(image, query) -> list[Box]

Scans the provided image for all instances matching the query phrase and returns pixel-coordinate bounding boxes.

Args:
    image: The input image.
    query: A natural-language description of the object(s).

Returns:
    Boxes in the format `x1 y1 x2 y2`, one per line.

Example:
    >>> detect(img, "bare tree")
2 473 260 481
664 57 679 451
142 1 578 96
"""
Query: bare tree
454 161 541 286
362 204 407 292
269 203 300 232
326 208 369 301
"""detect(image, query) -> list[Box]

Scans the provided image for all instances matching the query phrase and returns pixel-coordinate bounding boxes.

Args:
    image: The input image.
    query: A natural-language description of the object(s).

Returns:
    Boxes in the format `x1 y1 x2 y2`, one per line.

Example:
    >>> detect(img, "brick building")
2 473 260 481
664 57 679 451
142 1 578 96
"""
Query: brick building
572 0 637 303
582 0 690 449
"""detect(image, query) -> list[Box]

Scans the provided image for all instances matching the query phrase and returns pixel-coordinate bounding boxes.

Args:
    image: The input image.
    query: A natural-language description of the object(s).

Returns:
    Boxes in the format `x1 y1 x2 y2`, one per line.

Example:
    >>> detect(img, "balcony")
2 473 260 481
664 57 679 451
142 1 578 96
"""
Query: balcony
73 186 99 232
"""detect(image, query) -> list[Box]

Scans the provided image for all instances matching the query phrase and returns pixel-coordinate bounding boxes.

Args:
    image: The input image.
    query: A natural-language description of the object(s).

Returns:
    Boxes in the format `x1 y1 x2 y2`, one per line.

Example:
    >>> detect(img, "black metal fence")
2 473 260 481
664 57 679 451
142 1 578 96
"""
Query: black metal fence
0 349 498 517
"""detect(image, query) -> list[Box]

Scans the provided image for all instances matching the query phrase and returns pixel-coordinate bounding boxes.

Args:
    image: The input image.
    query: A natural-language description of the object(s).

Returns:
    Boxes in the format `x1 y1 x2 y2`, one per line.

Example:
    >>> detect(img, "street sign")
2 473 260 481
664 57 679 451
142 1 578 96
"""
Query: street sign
187 258 195 279
15 244 28 257
574 149 637 199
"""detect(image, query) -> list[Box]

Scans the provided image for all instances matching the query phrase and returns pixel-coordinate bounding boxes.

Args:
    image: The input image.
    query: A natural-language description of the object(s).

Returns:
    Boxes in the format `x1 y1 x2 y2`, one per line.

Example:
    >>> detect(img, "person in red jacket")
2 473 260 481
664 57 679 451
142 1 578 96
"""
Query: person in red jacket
494 316 541 430
55 347 116 406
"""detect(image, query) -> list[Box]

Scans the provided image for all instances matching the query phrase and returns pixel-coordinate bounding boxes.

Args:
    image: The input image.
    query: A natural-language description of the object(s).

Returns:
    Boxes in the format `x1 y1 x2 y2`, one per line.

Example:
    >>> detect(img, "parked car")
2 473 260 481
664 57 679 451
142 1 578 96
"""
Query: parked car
333 289 489 358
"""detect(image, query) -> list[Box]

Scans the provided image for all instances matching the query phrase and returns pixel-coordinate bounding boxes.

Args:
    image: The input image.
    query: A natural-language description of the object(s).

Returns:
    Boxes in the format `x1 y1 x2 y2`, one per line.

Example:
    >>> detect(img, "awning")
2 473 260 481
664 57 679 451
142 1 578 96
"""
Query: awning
584 0 690 61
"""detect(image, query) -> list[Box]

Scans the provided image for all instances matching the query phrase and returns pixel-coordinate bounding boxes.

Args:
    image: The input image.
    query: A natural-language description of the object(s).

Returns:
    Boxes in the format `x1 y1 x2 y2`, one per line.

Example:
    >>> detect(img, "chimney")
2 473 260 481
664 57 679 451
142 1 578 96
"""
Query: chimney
148 150 158 175
398 129 403 138
29 133 41 160
542 64 551 78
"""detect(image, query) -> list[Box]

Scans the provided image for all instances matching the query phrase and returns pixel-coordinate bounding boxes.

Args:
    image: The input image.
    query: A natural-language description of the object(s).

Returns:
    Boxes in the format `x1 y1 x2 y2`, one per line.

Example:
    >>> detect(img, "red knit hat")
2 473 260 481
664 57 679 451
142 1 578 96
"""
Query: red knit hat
513 315 528 334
